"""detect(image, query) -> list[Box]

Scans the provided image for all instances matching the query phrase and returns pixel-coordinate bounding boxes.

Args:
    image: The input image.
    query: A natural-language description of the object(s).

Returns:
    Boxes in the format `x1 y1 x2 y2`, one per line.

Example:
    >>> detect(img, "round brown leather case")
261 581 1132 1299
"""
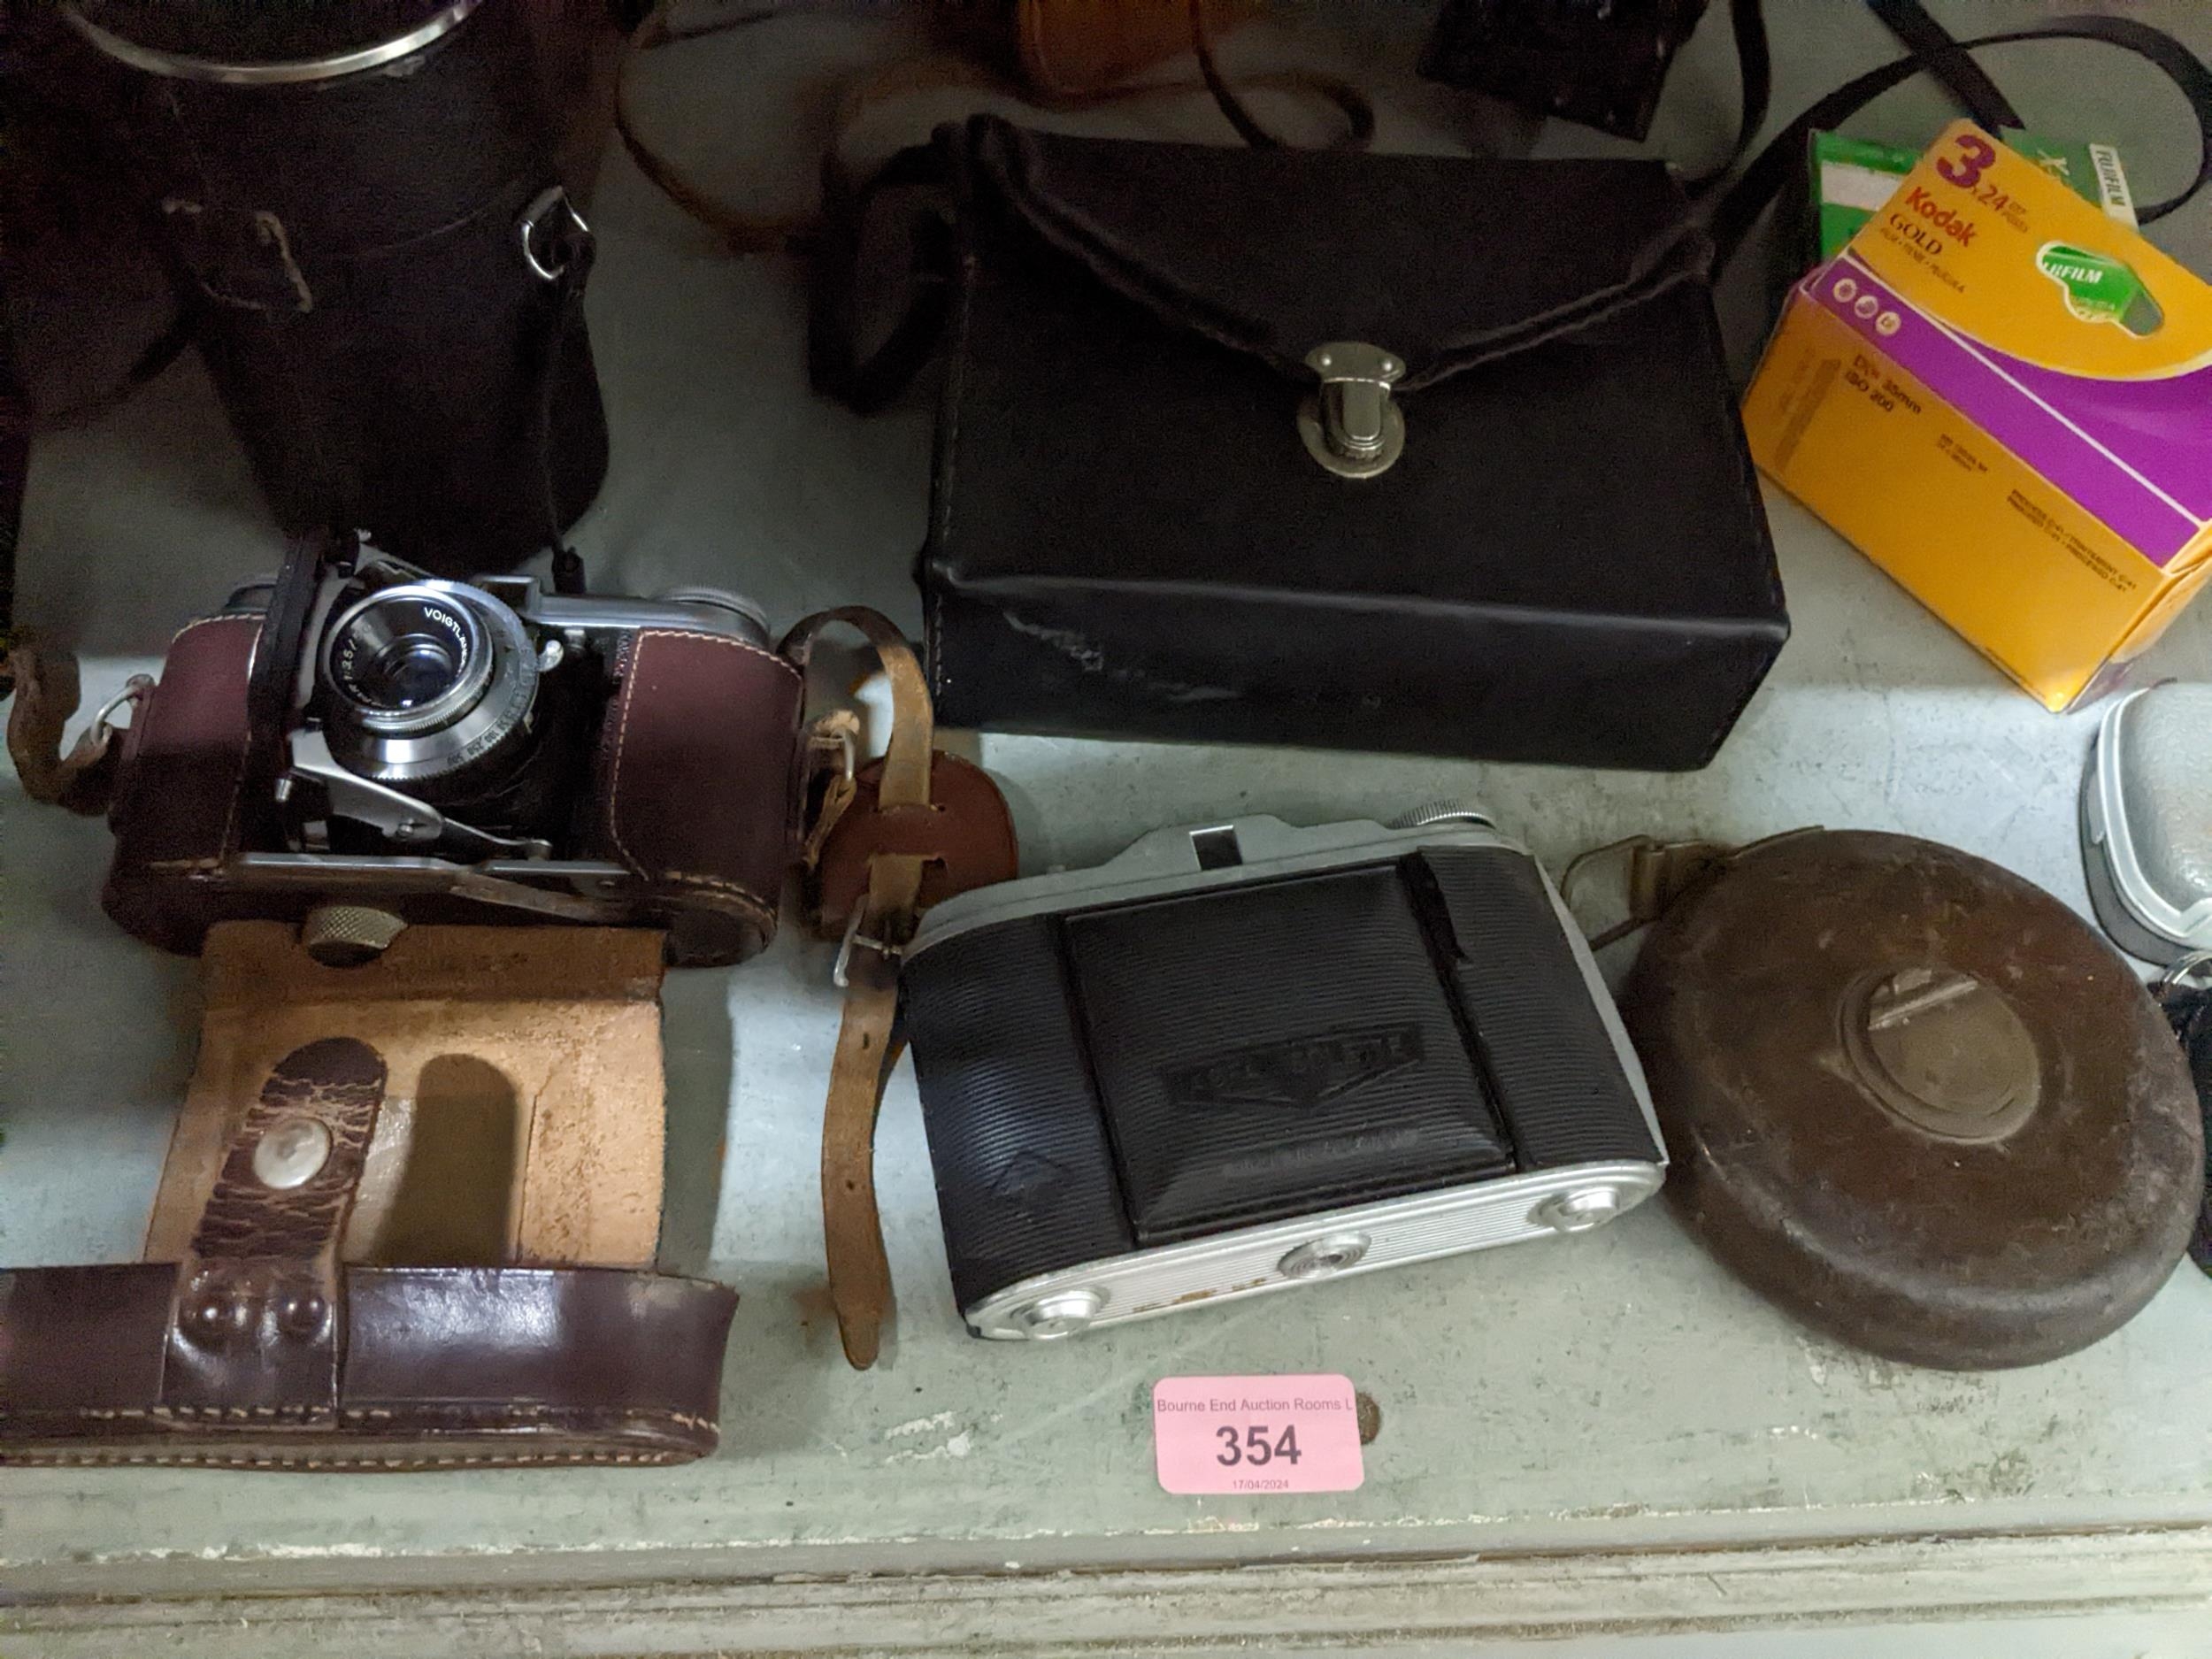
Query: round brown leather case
1623 829 2201 1370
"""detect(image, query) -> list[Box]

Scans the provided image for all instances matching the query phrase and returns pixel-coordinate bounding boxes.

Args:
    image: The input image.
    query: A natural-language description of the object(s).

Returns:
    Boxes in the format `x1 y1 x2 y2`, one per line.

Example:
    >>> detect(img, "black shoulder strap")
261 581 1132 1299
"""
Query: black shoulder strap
1681 0 1772 192
1708 7 2212 267
810 4 2212 413
0 253 24 698
805 141 962 415
1864 0 2023 135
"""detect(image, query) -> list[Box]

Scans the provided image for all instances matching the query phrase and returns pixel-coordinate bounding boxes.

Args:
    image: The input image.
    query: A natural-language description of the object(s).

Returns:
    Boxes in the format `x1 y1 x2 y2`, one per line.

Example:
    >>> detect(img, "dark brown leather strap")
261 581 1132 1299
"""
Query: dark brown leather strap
1187 0 1374 151
4 645 149 815
616 4 1373 258
163 1036 387 1420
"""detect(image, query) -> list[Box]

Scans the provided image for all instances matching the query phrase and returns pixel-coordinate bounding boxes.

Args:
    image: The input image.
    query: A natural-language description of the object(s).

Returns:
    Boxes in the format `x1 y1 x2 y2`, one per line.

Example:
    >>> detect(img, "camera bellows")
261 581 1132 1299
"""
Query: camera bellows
1622 830 2202 1370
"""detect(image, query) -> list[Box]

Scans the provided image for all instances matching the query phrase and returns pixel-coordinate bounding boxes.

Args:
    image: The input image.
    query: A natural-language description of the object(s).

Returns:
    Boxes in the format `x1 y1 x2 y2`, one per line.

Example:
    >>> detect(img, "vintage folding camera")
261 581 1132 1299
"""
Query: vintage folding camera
99 534 806 964
901 811 1666 1340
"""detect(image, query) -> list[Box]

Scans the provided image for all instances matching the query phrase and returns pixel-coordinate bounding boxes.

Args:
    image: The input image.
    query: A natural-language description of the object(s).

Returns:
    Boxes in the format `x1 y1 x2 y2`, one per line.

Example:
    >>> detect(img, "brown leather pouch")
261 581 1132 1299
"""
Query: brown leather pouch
1006 0 1256 99
0 926 736 1471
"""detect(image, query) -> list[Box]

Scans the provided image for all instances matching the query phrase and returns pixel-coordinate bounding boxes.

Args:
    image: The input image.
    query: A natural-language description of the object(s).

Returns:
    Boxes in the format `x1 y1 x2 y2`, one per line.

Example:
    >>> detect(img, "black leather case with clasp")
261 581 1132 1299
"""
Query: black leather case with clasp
918 117 1786 769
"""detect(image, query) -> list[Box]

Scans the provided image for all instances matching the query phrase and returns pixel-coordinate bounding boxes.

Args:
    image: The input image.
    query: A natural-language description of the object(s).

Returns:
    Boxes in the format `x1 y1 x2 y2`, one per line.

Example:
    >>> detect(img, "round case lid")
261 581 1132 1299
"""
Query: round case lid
65 0 482 82
1623 829 2201 1371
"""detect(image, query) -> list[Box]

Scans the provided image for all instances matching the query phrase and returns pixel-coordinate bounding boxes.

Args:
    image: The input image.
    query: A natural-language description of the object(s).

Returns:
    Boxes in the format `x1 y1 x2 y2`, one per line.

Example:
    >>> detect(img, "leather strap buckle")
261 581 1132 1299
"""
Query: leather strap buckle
832 895 906 990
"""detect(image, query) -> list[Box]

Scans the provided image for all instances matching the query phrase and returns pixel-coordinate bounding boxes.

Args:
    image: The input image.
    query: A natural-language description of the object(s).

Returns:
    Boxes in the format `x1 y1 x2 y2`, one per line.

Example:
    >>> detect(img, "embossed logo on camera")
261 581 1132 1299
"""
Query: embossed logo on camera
1164 1025 1425 1111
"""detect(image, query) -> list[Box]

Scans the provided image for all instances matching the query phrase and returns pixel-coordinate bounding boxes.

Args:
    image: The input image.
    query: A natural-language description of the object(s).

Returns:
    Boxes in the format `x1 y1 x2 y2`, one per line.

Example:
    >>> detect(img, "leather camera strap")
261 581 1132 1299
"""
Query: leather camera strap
163 1036 386 1421
4 643 149 814
615 0 1372 262
522 192 597 584
780 607 1016 1369
0 263 21 702
2157 955 2212 1276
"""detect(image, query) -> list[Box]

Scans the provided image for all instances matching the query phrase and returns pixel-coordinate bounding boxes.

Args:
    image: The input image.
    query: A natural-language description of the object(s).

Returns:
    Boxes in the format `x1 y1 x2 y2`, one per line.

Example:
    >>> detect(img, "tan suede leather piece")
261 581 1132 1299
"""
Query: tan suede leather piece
146 923 668 1271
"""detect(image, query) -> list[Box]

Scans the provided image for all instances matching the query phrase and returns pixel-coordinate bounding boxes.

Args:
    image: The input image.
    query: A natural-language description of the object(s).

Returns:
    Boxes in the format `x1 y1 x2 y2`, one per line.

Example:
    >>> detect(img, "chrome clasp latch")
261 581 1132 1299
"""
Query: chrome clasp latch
1299 342 1405 479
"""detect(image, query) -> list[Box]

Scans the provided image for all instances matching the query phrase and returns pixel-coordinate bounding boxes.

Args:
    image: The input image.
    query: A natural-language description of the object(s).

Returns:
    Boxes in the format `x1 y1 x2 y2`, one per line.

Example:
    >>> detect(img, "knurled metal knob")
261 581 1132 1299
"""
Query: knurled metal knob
300 904 406 967
1387 802 1496 832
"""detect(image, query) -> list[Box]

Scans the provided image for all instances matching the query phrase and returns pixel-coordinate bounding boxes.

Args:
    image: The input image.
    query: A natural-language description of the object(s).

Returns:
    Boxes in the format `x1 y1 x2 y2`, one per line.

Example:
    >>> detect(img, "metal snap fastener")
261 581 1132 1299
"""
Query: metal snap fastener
1535 1188 1623 1234
1014 1289 1104 1340
274 1290 330 1340
251 1115 333 1189
1279 1233 1371 1279
182 1292 254 1349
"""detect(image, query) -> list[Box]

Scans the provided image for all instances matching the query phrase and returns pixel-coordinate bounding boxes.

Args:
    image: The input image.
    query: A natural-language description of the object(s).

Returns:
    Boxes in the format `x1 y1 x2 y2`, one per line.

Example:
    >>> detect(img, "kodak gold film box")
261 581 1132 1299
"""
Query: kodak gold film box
1744 121 2212 710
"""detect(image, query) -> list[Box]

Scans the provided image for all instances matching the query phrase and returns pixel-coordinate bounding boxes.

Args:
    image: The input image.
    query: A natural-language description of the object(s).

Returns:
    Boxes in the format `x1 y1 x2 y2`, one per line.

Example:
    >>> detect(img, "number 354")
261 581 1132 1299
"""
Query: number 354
1215 1424 1302 1466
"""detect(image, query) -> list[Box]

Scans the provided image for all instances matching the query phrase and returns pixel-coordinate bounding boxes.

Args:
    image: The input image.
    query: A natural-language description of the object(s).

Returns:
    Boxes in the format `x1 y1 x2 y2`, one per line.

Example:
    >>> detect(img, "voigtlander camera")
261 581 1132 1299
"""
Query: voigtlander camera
901 810 1667 1340
98 534 807 963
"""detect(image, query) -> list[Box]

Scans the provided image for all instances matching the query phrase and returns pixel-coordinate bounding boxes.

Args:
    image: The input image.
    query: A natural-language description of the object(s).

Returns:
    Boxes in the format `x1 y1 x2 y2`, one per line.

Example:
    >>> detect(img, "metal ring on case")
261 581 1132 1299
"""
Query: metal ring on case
61 0 487 85
520 188 590 283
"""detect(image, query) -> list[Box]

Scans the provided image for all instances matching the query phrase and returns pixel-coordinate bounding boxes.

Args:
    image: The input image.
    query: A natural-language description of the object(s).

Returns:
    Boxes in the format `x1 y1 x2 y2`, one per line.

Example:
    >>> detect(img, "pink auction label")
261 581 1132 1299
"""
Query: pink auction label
1152 1373 1363 1494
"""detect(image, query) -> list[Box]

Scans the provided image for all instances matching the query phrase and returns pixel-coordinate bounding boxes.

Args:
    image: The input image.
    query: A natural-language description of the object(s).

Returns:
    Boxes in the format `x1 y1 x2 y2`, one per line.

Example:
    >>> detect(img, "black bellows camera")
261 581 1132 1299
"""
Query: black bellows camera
901 813 1667 1340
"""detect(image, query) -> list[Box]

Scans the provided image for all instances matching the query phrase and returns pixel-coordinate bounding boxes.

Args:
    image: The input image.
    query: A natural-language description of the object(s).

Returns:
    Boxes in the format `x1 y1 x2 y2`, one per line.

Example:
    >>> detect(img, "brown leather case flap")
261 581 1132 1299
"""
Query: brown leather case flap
0 1263 736 1469
150 923 670 1273
593 625 807 952
0 1029 738 1471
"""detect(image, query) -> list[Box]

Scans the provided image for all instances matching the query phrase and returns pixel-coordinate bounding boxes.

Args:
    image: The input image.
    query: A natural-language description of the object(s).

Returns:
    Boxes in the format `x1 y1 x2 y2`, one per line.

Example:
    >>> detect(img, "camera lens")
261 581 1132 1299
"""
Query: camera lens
353 634 462 710
319 580 539 792
327 588 484 725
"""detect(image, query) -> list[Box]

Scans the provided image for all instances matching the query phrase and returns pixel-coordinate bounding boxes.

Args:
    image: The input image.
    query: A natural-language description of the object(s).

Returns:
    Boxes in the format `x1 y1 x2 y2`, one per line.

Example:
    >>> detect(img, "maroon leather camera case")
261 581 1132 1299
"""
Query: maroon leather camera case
101 611 805 964
591 625 806 959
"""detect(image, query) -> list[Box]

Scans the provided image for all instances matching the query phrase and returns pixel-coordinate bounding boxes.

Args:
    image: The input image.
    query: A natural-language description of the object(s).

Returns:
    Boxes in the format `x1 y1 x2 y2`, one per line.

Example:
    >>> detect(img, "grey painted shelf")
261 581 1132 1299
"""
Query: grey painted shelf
5 2 2212 1647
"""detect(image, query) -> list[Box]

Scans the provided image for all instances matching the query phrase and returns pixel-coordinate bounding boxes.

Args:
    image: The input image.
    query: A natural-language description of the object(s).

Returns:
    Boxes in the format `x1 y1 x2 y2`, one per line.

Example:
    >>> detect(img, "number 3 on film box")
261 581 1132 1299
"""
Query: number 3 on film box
1743 120 2212 711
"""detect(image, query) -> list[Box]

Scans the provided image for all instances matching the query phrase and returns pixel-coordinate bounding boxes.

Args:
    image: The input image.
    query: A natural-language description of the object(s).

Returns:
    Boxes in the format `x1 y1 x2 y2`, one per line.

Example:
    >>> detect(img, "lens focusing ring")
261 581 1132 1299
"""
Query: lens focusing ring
325 582 494 734
320 581 539 789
